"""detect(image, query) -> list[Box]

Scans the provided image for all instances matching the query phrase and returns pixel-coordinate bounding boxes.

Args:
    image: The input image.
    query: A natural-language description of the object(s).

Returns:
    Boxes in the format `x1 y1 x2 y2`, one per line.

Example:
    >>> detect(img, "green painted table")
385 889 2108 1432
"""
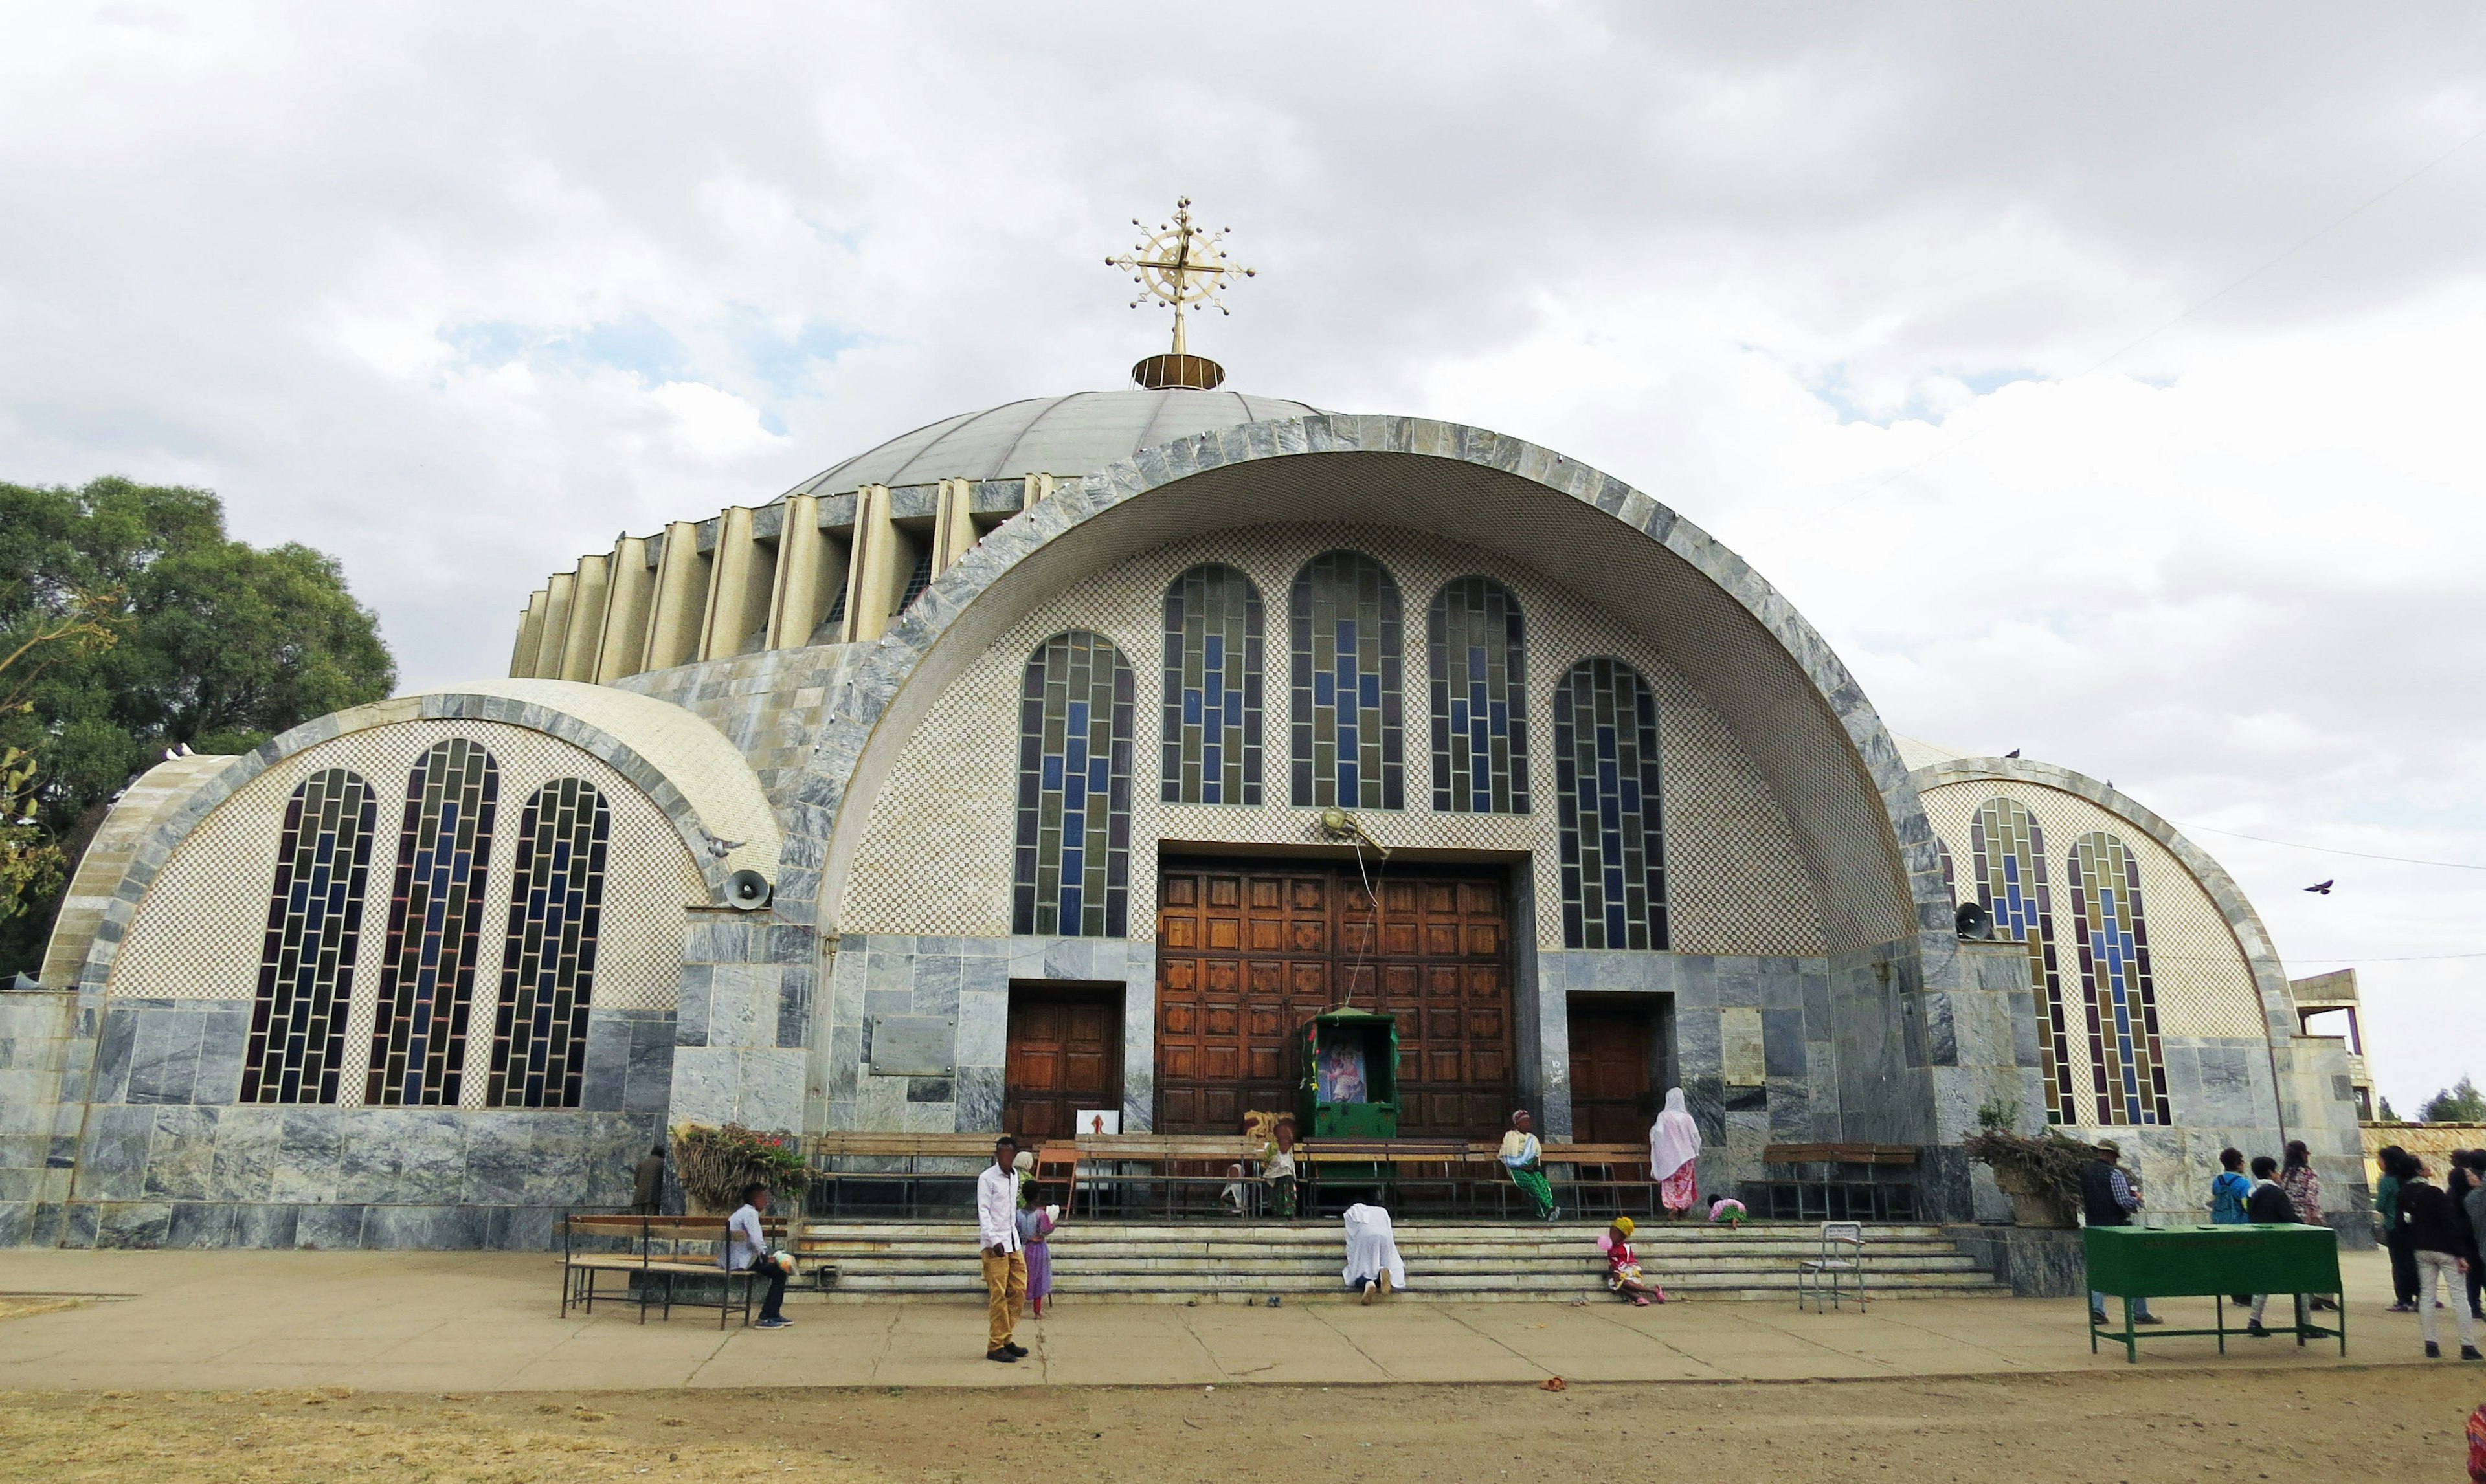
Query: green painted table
2083 1223 2345 1362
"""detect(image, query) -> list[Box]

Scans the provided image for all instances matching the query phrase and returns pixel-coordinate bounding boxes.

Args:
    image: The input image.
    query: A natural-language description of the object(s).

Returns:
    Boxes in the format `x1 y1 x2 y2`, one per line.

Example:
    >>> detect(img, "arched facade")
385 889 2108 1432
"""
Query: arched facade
3 395 2360 1249
1912 749 2367 1237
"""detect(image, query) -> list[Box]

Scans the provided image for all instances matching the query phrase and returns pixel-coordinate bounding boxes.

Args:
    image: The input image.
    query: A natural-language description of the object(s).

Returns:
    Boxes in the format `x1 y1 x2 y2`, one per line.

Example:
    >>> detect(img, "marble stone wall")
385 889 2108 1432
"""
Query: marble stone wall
24 999 674 1250
811 934 1156 1136
669 907 812 1133
0 988 84 1247
1529 951 1852 1202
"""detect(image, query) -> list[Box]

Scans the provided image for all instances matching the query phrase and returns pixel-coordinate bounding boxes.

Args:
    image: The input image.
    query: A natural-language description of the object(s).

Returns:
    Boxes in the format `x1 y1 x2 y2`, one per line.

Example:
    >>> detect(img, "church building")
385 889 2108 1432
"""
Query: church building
1 212 2368 1250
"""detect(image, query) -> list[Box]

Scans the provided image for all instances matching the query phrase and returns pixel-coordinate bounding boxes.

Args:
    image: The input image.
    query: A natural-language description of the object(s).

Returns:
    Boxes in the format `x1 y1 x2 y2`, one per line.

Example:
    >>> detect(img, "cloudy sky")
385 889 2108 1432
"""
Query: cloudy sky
5 5 2481 1111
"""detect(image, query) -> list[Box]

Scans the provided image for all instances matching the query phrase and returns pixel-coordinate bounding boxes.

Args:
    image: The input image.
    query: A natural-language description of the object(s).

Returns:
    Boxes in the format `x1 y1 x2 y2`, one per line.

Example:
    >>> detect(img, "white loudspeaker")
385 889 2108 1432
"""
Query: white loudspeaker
725 869 772 911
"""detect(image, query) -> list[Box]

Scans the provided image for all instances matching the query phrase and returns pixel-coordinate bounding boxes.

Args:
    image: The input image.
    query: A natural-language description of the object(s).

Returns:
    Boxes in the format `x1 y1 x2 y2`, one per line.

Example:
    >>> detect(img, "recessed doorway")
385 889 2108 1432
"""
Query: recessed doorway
1566 997 1662 1144
1004 984 1123 1144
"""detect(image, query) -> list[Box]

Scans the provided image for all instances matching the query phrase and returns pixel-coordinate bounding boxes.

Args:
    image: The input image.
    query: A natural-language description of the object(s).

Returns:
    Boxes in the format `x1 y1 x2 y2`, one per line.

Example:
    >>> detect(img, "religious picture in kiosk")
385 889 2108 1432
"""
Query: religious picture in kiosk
1319 1042 1368 1105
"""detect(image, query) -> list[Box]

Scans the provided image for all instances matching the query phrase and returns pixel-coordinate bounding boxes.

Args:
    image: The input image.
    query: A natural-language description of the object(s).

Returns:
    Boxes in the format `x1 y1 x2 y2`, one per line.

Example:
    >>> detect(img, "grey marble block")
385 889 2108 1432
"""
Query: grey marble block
271 1107 346 1204
141 1105 218 1201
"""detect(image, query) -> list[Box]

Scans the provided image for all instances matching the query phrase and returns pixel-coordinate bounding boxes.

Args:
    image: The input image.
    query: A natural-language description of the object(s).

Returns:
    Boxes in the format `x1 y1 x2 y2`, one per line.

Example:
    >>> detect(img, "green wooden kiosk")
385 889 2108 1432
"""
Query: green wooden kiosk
2083 1224 2345 1363
1298 1009 1398 1138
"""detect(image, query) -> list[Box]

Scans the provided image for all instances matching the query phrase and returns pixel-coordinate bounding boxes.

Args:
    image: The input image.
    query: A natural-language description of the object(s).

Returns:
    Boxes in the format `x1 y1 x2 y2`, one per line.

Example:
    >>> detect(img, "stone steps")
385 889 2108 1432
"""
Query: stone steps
788 1220 2006 1303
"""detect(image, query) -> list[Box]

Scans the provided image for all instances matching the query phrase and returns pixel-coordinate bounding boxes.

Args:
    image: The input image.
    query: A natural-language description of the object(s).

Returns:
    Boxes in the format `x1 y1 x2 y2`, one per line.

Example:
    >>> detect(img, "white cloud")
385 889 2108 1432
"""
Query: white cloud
3 1 2482 1107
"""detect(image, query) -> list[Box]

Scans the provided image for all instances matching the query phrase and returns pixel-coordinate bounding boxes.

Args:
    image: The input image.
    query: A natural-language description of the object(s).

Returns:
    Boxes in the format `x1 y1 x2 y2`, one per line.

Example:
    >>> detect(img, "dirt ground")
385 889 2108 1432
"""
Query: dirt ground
1 1366 2480 1484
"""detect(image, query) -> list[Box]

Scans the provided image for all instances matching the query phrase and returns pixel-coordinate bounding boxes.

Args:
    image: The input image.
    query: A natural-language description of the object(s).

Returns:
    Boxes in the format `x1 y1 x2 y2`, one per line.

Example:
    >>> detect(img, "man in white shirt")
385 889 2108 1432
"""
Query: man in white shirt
978 1135 1028 1362
726 1183 790 1329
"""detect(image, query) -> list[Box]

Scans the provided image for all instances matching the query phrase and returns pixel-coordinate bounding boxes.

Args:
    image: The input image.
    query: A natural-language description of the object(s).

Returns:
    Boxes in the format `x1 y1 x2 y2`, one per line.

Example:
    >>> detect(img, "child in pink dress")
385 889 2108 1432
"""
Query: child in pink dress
1017 1187 1057 1316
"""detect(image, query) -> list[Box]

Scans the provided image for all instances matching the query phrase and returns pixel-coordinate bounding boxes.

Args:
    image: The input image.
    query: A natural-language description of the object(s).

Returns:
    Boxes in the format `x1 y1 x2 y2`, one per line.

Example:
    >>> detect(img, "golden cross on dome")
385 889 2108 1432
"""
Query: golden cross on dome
1106 197 1253 388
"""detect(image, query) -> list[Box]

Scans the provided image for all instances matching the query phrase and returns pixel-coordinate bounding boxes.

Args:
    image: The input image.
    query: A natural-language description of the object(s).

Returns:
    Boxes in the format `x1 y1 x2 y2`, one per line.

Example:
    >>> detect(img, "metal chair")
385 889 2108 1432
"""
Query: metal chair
1796 1221 1866 1312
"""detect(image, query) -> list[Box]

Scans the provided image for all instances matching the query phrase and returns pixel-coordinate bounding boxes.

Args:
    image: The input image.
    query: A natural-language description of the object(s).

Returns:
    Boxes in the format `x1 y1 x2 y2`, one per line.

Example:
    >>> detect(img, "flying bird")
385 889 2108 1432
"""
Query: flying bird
700 831 746 859
2304 880 2333 895
2004 749 2021 759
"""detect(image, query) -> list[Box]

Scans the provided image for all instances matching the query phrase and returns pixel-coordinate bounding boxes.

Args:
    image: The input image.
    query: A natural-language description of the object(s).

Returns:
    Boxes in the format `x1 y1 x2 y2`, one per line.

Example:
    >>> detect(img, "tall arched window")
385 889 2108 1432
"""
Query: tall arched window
368 738 499 1107
487 778 611 1109
1969 797 2075 1123
1552 658 1668 949
241 768 378 1105
2066 831 2173 1125
1288 551 1403 809
1161 564 1263 805
1014 631 1134 937
1428 576 1530 814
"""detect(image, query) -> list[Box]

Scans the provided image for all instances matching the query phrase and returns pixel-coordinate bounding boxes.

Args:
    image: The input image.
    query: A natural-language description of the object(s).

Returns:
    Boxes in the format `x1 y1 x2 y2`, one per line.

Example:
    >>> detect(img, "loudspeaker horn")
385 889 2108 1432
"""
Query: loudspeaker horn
724 869 772 911
1955 900 1994 941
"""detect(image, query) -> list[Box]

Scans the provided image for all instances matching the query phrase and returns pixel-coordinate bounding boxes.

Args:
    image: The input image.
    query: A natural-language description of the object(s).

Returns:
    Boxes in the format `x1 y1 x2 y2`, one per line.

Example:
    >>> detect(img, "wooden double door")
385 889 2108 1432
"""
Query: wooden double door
1154 858 1516 1138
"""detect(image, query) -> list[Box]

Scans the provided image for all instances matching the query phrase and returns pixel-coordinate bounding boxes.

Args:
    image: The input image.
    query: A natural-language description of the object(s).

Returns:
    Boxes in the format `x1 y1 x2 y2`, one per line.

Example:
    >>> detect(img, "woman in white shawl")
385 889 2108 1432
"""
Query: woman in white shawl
1650 1087 1701 1219
1342 1202 1407 1304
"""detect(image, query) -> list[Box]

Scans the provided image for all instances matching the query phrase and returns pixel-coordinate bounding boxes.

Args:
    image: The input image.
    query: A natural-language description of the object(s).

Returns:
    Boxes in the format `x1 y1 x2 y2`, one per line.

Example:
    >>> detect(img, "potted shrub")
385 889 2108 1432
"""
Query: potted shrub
671 1122 809 1215
1961 1102 2096 1228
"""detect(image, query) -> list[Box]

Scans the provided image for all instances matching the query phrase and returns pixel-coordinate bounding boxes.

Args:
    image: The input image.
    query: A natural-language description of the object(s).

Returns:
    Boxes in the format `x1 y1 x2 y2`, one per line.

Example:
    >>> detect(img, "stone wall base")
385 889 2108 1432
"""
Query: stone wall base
1942 1223 2087 1299
17 1200 577 1252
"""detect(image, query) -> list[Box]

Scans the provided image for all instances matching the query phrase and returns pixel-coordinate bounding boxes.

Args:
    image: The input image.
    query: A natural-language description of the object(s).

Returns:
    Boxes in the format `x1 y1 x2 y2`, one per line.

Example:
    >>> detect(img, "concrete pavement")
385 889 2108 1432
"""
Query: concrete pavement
0 1245 2414 1392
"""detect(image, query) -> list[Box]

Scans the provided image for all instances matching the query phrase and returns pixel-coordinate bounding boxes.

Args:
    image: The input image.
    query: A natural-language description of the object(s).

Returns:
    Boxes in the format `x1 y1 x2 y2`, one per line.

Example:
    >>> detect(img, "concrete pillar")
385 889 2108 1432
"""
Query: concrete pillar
594 535 654 682
536 570 577 681
699 507 774 661
932 478 979 575
769 494 852 650
840 484 905 644
1022 473 1054 510
557 553 611 681
641 521 709 673
510 590 550 678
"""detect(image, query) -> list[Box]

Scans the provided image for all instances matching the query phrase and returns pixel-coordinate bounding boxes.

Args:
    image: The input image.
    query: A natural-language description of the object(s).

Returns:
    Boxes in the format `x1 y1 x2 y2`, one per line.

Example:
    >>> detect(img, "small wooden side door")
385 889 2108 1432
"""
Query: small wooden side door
1004 989 1121 1143
1565 1001 1654 1145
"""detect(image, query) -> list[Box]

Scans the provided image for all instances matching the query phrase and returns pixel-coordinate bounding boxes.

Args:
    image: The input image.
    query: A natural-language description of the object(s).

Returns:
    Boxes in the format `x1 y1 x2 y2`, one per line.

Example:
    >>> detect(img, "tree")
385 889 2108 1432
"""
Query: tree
2420 1076 2486 1124
0 478 397 975
0 590 125 933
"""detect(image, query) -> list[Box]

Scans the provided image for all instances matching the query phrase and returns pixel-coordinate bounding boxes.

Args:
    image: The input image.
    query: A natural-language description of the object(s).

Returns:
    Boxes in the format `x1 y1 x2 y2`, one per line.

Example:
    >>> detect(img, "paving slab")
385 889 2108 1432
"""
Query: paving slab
0 1245 2415 1391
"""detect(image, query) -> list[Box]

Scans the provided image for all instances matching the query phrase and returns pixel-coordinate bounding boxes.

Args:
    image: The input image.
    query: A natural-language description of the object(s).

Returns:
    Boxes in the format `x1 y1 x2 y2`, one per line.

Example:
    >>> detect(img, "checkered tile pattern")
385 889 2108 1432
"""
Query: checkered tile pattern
842 524 1830 954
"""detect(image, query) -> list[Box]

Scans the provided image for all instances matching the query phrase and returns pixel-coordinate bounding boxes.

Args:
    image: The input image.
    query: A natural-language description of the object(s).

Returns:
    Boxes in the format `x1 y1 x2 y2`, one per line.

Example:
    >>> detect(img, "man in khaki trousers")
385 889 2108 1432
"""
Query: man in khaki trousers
977 1135 1028 1362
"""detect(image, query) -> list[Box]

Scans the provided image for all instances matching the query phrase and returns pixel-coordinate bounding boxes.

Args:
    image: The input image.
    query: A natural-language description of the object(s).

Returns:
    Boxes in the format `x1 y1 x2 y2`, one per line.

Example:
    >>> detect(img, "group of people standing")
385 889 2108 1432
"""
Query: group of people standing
2374 1143 2485 1360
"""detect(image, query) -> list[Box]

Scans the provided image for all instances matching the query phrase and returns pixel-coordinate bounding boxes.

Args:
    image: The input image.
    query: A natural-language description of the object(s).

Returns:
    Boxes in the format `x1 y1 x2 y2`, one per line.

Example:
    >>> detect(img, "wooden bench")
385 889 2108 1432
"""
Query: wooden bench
804 1133 1011 1219
560 1211 789 1327
1757 1142 1922 1223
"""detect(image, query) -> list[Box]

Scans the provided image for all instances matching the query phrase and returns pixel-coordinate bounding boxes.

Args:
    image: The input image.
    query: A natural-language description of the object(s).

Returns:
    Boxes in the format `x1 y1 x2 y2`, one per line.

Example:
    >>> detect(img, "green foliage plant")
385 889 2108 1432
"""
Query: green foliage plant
671 1122 809 1212
2419 1075 2485 1124
0 478 395 973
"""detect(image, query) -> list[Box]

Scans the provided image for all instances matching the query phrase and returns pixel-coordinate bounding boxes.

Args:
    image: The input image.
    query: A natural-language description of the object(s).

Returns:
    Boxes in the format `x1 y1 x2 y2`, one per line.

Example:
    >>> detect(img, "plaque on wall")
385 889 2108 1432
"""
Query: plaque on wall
866 1015 957 1078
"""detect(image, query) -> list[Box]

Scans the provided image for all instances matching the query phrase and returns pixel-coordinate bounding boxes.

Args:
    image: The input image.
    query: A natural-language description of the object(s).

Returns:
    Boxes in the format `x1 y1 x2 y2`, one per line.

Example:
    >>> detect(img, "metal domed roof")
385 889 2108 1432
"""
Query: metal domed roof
779 388 1321 496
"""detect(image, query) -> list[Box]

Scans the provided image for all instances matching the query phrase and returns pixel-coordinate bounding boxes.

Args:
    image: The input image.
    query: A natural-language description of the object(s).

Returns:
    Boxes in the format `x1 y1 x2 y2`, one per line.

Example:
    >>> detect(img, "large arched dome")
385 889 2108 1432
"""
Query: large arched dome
778 388 1319 495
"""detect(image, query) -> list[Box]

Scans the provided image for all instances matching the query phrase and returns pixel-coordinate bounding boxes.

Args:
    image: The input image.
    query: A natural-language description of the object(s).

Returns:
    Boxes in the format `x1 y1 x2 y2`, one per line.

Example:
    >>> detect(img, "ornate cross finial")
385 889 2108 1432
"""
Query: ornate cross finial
1106 197 1253 390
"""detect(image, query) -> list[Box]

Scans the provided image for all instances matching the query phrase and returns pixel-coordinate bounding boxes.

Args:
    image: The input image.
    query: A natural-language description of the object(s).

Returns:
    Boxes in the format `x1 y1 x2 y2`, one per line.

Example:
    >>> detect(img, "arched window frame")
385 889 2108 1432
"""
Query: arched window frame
1551 657 1668 950
487 777 612 1109
1160 564 1264 806
368 738 499 1107
1013 630 1135 938
2065 830 2174 1125
1969 797 2076 1124
241 768 378 1105
1288 551 1404 810
1427 576 1530 814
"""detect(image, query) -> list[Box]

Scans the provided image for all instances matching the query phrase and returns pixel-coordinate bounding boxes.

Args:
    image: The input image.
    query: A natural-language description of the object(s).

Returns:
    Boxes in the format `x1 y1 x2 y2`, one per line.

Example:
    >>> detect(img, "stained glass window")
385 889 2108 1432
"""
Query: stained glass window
1552 658 1668 949
1969 798 2075 1123
240 768 377 1105
367 738 498 1107
1427 577 1530 814
1013 631 1134 937
1161 564 1264 806
2065 831 2173 1125
1288 551 1404 809
897 543 934 614
487 779 610 1109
